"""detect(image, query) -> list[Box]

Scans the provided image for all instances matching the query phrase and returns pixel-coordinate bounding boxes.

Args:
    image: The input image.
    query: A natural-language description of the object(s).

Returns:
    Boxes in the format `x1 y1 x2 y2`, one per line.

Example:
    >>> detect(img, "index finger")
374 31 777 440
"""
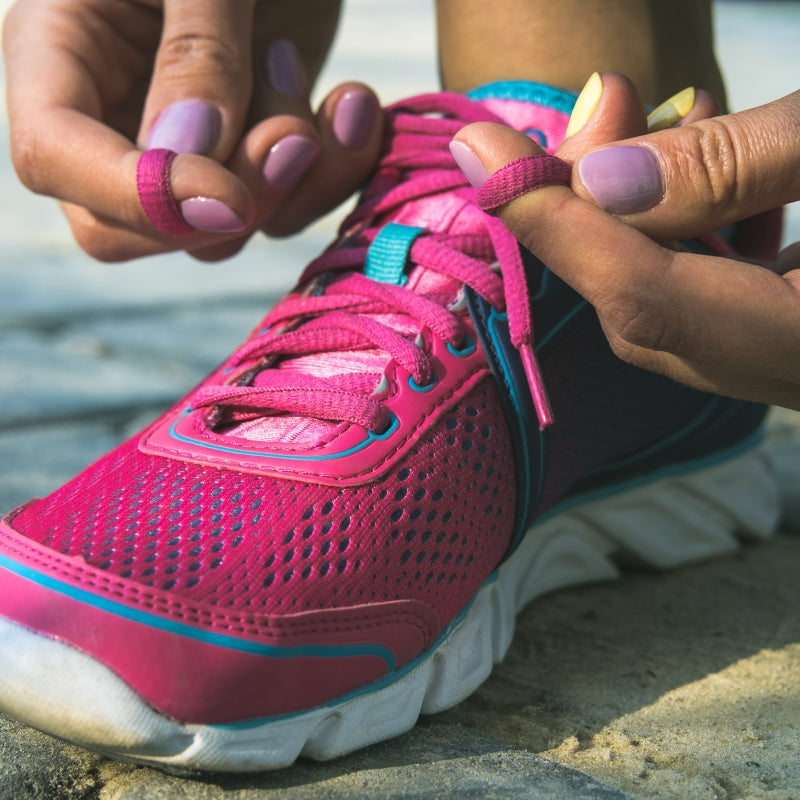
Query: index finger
3 1 254 256
453 122 800 385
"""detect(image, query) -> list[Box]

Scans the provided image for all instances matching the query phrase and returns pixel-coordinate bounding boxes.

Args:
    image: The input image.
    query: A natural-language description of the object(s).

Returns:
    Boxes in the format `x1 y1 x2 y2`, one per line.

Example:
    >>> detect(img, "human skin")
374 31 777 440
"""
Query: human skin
435 0 727 107
5 0 800 409
452 81 800 410
438 0 800 411
3 0 384 261
0 0 730 262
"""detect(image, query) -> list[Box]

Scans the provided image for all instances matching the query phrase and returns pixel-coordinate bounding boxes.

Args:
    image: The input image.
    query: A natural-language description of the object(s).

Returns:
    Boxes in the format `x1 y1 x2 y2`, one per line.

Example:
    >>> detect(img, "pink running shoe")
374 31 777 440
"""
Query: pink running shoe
0 82 781 772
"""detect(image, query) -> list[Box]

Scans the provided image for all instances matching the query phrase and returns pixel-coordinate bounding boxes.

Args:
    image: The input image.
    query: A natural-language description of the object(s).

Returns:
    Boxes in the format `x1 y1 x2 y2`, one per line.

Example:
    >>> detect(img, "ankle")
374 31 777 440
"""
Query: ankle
435 0 727 109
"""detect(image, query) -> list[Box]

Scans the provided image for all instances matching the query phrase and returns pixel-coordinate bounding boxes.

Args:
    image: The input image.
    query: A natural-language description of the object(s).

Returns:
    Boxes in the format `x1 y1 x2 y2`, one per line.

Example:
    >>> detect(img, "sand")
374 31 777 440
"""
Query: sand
440 411 800 800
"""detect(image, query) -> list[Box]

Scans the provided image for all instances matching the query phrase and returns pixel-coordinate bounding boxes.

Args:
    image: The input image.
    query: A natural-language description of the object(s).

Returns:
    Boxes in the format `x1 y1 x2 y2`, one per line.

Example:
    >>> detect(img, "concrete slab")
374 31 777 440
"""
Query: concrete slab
0 718 635 800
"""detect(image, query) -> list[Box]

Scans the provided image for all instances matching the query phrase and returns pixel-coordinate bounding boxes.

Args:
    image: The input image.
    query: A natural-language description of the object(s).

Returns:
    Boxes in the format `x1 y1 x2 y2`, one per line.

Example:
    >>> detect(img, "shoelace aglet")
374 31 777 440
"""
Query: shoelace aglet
519 343 554 430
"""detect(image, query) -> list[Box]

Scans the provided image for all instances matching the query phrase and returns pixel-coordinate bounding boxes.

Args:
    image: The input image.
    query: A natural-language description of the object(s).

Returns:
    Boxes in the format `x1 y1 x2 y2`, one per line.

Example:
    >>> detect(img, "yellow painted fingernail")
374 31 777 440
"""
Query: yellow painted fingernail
646 87 695 132
565 72 603 138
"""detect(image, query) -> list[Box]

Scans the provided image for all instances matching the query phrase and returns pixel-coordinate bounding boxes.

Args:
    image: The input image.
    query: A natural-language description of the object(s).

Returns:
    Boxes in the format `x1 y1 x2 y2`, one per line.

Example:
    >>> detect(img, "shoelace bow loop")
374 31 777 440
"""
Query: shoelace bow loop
200 94 560 431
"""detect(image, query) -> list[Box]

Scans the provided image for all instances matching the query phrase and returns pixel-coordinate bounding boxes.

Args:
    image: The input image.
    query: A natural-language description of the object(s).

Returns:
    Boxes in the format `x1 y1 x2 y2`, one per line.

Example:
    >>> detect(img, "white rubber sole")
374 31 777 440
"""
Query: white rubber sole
0 442 783 772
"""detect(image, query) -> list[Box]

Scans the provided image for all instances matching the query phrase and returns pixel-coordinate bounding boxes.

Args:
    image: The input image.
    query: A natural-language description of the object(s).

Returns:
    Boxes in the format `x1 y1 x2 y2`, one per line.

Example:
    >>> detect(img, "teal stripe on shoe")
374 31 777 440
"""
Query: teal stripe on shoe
0 554 397 669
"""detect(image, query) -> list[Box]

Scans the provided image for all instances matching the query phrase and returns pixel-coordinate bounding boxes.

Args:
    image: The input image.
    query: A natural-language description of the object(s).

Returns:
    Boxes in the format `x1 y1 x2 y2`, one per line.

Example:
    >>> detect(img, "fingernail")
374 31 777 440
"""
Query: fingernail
264 39 307 97
647 87 696 132
565 72 603 138
333 89 378 149
449 140 489 188
146 99 220 154
263 135 320 190
577 146 663 214
179 197 246 232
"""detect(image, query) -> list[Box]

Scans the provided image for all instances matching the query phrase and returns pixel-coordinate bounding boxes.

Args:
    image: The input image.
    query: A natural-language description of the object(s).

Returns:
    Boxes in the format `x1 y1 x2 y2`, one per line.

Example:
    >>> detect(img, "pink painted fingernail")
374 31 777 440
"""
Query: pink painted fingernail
333 89 378 149
449 141 489 188
146 100 220 154
577 146 663 214
263 135 320 190
179 198 245 232
264 39 307 97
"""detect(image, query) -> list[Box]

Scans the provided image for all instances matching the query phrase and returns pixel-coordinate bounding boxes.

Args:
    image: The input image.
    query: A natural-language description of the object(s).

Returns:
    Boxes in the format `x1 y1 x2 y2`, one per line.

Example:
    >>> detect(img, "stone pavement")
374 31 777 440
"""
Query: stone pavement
1 1 800 798
1 717 638 800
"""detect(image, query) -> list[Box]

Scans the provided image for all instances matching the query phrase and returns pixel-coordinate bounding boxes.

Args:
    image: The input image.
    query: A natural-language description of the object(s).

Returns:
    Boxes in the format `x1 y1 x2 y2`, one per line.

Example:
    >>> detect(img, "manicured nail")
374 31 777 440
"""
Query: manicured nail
179 198 245 232
264 39 307 97
565 72 603 138
263 135 320 190
577 146 663 215
647 87 696 132
449 140 490 188
333 89 378 149
146 100 220 154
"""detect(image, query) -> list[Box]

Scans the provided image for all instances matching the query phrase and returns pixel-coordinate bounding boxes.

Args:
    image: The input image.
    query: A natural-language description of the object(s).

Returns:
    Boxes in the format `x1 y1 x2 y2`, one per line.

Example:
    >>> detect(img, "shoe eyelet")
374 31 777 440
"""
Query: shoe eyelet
408 374 438 393
446 336 476 358
369 412 400 439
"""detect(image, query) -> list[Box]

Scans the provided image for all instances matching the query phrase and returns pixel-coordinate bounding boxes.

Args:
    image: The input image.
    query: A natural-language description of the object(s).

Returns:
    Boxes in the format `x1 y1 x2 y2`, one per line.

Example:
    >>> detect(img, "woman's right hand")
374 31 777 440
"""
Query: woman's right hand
453 75 800 409
3 0 384 262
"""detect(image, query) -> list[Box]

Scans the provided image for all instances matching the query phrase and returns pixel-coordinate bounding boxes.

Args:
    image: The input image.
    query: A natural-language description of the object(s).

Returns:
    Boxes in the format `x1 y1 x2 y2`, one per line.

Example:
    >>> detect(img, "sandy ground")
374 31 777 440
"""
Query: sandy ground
444 425 800 800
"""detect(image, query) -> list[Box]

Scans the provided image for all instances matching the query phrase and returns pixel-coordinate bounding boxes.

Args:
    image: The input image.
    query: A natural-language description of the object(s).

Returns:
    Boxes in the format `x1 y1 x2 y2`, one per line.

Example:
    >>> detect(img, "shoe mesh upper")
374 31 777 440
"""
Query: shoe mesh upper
13 378 516 618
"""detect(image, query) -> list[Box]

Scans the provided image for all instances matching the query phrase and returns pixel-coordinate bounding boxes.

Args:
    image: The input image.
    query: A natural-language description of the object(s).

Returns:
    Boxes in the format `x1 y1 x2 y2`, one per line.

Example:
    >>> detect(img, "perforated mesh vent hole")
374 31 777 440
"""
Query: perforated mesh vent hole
14 379 516 621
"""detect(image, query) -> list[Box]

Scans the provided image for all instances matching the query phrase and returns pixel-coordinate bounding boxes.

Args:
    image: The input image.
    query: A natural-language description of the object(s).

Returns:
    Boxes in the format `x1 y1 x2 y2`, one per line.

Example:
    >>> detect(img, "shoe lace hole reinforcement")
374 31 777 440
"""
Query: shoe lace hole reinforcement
408 373 438 393
446 335 476 358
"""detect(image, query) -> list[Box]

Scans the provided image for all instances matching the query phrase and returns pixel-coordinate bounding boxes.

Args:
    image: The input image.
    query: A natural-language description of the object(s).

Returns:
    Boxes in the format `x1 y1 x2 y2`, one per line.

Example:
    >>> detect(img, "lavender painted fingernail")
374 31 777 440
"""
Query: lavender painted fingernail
263 135 320 190
147 100 221 154
180 197 245 232
333 89 378 149
577 146 663 214
449 141 489 188
264 39 307 97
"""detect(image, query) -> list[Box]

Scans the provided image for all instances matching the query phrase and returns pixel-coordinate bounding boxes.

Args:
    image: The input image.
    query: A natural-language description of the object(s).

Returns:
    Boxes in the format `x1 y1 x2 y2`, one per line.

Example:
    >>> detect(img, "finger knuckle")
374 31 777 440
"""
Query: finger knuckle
605 330 643 366
69 215 125 263
10 127 49 195
599 290 672 355
157 32 240 81
680 119 740 210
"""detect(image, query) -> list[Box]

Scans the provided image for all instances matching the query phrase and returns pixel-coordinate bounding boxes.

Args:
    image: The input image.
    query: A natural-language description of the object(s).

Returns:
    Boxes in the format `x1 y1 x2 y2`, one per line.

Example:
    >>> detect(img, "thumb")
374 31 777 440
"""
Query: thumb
572 89 800 242
556 72 648 162
451 121 800 398
139 0 257 160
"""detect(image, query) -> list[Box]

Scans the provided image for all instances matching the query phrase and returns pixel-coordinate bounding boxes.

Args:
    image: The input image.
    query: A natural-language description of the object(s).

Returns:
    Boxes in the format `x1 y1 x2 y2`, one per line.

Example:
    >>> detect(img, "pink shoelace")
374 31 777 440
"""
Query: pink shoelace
194 94 570 432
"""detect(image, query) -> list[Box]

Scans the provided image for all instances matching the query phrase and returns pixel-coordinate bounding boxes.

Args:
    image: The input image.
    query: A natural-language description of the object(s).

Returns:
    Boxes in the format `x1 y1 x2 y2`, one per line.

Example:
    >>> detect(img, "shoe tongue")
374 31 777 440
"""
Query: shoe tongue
223 83 576 444
467 81 577 152
365 81 578 237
